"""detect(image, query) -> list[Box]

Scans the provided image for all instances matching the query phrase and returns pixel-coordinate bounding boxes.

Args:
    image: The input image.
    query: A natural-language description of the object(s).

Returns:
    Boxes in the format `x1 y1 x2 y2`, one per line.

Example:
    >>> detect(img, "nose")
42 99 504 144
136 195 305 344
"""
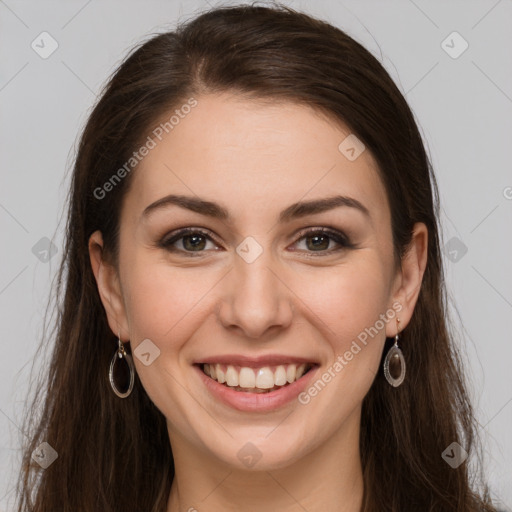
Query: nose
216 244 294 340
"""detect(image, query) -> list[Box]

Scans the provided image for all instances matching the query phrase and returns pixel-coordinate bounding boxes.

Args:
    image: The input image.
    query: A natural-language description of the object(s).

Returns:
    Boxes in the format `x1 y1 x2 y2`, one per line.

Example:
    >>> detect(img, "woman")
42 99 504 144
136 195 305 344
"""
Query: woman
16 3 497 511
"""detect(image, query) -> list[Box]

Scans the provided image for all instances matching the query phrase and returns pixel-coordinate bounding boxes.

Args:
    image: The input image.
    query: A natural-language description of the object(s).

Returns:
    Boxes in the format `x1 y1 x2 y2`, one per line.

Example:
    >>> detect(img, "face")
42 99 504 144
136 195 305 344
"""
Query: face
91 92 416 472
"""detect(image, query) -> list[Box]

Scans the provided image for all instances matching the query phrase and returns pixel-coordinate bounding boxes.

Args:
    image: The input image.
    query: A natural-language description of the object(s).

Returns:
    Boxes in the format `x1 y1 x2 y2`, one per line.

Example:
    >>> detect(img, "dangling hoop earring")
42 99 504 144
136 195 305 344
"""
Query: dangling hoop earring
109 333 135 398
383 317 406 387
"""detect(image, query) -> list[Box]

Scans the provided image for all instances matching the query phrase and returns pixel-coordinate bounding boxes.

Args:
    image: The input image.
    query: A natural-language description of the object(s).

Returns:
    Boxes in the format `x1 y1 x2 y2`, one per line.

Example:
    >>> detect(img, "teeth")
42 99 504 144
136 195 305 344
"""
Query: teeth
216 366 226 384
286 364 296 383
202 362 312 391
274 365 287 386
255 367 275 389
239 367 256 388
297 364 306 379
226 365 238 387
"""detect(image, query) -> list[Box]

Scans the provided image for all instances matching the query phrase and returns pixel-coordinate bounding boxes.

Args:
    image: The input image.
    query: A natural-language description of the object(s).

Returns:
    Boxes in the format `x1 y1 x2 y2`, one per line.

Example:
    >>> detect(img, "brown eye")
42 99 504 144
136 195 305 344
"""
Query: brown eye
305 233 330 251
161 228 219 255
181 233 207 251
292 228 352 256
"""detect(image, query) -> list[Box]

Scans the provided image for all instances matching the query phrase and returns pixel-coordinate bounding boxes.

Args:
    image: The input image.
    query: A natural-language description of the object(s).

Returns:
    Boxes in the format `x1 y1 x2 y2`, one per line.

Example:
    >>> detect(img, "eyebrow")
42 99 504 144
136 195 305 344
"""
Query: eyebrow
141 194 371 223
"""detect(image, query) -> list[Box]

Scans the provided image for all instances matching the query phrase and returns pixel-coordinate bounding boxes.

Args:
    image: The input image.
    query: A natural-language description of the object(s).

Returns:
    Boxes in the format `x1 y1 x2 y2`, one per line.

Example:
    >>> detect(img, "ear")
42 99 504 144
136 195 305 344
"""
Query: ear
386 222 428 337
88 230 130 341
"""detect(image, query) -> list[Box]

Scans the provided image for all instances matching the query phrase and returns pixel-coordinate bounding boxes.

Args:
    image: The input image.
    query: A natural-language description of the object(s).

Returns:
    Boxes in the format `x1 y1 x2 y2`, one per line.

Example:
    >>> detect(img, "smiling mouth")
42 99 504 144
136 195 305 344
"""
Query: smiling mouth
199 362 316 393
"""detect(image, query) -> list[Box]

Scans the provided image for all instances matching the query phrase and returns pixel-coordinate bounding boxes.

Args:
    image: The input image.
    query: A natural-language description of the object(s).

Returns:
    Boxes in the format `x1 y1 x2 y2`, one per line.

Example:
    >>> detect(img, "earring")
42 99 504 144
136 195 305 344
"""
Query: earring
383 317 406 387
109 333 135 398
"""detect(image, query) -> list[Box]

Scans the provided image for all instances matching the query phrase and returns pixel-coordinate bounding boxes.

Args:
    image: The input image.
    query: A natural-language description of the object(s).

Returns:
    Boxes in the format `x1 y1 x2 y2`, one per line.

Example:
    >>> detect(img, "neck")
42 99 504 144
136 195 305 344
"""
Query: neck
166 407 364 512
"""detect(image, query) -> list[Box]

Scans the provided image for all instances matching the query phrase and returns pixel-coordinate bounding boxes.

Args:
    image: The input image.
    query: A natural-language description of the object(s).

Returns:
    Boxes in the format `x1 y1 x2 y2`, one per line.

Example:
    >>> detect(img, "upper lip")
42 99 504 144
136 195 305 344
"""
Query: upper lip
194 354 319 368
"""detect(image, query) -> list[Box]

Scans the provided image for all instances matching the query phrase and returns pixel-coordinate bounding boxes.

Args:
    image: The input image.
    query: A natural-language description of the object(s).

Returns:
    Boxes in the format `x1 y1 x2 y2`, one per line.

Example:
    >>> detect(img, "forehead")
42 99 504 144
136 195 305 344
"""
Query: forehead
123 93 389 226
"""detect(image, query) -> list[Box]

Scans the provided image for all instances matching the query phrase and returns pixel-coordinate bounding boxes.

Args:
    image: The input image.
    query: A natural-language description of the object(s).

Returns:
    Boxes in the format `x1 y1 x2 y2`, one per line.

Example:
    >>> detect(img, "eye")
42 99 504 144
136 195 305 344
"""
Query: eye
160 228 220 256
159 226 352 257
290 227 352 256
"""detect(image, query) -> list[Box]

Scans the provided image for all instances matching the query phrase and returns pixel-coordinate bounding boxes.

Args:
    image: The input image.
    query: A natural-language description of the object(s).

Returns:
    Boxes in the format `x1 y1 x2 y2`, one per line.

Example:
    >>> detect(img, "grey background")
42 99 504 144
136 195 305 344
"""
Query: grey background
1 0 511 509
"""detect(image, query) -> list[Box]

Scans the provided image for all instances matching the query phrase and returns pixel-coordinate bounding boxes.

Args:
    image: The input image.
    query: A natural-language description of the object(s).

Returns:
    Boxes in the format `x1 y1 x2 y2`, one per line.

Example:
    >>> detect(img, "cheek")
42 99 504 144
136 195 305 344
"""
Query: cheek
124 247 392 357
122 255 213 344
294 253 392 351
120 259 213 427
292 256 392 420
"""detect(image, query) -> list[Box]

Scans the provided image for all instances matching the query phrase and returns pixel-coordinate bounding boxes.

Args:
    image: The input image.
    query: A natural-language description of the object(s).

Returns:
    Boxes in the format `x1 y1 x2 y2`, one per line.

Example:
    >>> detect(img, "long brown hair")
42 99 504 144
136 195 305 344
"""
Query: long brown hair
16 3 496 511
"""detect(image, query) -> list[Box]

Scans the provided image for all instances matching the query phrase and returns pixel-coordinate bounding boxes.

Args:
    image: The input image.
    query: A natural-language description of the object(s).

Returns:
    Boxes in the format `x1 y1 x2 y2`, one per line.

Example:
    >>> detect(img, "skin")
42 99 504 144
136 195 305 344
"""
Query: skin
89 92 428 512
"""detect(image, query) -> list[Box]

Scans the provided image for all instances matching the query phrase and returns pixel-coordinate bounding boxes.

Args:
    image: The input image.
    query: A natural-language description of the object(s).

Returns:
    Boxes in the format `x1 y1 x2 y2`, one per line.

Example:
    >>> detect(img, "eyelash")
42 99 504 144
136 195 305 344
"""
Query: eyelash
159 226 353 258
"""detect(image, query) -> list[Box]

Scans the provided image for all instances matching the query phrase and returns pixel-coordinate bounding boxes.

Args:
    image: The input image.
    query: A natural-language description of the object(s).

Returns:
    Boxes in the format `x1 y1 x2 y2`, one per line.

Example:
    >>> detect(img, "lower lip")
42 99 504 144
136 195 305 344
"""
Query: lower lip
194 364 319 412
